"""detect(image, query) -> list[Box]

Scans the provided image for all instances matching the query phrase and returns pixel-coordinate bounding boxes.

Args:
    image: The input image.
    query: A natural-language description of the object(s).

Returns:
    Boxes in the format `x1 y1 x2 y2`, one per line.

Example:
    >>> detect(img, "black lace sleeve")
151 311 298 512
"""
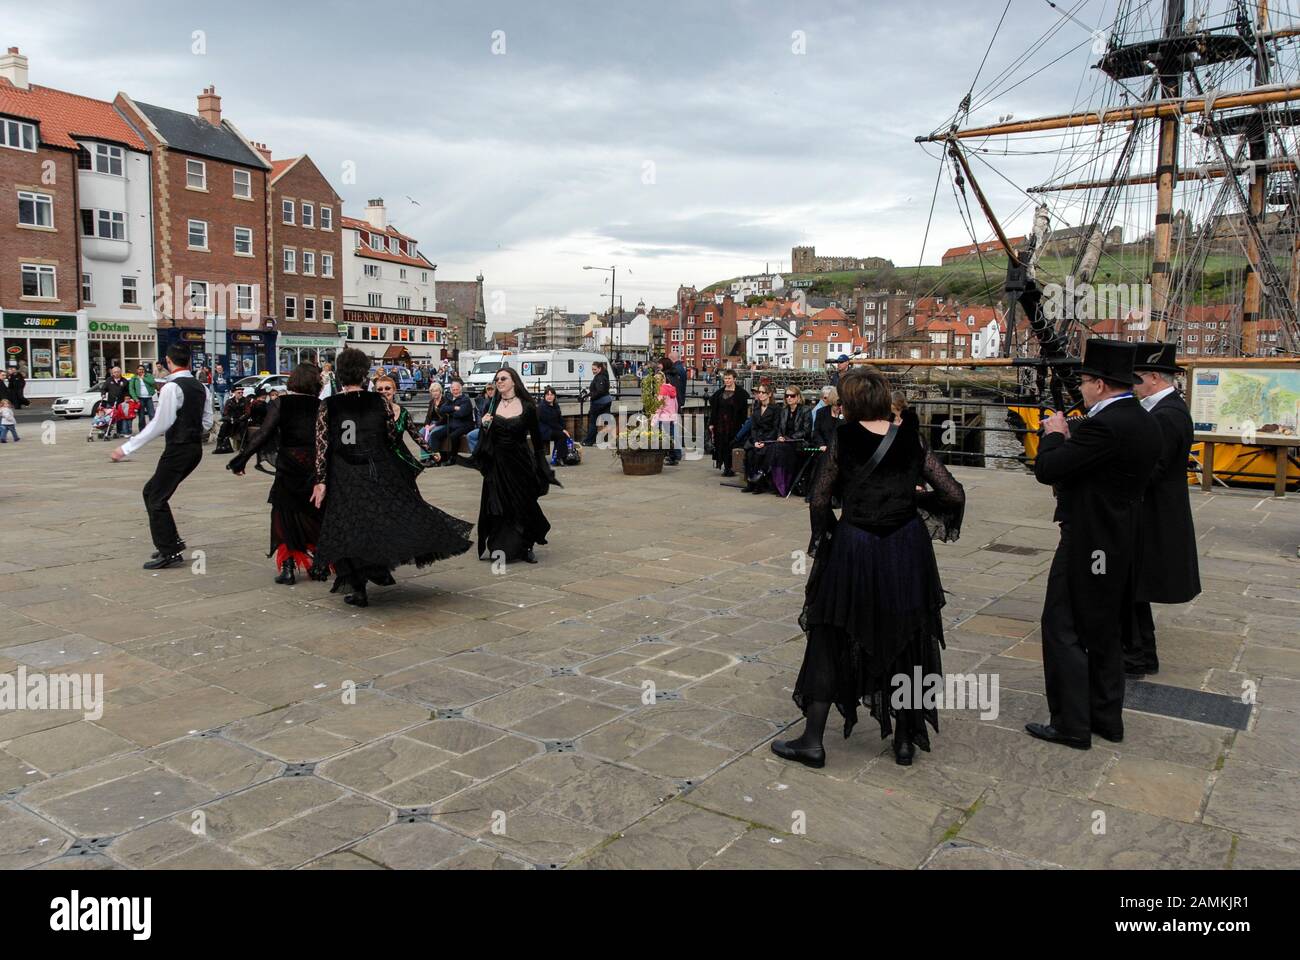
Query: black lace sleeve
313 399 329 485
918 450 965 542
808 430 840 554
400 405 433 453
228 396 281 472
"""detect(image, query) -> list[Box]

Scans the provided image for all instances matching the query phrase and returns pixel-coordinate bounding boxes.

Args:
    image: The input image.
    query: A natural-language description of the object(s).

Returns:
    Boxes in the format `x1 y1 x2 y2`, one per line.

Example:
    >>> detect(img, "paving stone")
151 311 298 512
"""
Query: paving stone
700 829 890 870
6 721 136 775
510 699 624 739
188 776 344 842
574 801 748 870
318 736 454 794
922 841 1061 870
32 767 217 837
403 719 504 755
144 737 281 793
1203 761 1300 850
0 801 72 868
347 821 473 868
444 735 542 780
1093 757 1211 822
230 796 392 867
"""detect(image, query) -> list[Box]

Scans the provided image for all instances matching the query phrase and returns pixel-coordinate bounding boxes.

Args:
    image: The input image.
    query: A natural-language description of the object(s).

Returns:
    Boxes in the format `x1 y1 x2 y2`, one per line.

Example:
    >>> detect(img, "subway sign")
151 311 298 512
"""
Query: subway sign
3 313 78 330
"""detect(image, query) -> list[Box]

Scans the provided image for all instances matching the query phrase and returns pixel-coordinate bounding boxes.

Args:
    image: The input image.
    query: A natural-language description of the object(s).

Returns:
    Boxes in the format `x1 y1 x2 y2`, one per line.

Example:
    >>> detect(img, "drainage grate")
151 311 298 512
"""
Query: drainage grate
547 666 578 677
436 708 465 720
738 655 761 663
67 837 113 856
534 862 564 870
673 779 698 794
198 727 224 738
1125 681 1252 730
655 690 683 702
282 763 316 777
984 543 1045 556
396 807 431 823
635 635 663 644
543 740 576 753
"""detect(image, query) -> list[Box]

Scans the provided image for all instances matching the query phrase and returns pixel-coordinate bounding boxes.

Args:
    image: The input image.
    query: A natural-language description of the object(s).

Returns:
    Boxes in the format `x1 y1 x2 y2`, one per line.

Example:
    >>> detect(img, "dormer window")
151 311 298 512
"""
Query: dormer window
2 119 37 152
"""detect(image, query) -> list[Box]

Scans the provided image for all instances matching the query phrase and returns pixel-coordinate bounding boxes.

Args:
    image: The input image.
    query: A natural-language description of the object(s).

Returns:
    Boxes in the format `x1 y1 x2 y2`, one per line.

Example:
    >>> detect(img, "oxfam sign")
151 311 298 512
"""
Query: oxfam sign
89 321 132 334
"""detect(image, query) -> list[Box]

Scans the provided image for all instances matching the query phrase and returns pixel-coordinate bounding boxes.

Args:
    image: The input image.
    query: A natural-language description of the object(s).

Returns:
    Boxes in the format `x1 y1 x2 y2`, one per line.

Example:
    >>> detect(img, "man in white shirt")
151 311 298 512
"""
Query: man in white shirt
110 343 214 569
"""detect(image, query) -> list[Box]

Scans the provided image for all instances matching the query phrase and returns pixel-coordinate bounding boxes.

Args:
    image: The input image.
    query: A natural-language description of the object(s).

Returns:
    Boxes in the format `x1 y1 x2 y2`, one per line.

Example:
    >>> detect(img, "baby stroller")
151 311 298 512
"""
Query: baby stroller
88 400 115 441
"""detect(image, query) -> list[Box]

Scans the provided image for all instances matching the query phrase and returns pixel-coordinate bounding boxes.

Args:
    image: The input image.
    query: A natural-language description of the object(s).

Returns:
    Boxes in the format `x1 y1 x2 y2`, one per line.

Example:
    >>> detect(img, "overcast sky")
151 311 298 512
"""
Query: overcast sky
6 0 1138 329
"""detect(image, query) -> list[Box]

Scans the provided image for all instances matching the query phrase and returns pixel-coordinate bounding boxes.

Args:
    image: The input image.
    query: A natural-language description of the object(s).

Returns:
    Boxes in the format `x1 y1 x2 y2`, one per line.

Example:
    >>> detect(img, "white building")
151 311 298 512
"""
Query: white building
730 273 784 300
591 303 652 362
341 199 449 366
79 134 156 383
747 318 795 369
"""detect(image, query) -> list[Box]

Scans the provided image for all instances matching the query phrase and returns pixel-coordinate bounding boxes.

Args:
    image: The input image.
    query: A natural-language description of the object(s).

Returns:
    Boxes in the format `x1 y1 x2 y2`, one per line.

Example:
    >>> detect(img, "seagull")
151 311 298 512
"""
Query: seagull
405 196 421 206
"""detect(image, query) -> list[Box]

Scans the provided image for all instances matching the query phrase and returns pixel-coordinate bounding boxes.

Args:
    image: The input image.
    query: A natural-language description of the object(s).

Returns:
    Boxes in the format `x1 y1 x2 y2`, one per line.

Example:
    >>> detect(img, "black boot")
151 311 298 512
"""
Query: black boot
771 700 829 769
344 582 368 607
523 546 538 564
893 712 915 766
275 560 296 585
307 559 330 582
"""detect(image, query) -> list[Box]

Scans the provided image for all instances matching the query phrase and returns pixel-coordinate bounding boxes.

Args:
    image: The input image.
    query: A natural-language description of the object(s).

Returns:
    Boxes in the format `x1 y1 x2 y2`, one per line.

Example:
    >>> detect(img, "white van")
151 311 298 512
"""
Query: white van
464 351 516 392
510 350 611 396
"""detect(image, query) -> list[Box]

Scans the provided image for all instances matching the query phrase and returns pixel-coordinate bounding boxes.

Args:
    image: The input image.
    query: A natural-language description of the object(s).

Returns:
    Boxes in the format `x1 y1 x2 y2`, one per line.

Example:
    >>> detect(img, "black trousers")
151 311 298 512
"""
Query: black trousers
1040 526 1126 739
1123 601 1159 671
143 441 203 552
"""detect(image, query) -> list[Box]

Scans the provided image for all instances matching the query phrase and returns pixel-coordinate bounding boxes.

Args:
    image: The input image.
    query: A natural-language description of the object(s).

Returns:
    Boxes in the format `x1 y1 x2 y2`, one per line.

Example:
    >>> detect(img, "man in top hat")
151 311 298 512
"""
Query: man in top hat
1028 339 1161 748
1126 342 1201 676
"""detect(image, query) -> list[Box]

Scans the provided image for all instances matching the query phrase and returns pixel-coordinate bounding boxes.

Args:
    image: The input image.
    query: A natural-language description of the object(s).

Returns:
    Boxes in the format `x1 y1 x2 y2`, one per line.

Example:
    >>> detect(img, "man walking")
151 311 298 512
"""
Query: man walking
110 343 214 569
213 363 230 416
1027 340 1161 749
104 366 132 437
1126 342 1201 676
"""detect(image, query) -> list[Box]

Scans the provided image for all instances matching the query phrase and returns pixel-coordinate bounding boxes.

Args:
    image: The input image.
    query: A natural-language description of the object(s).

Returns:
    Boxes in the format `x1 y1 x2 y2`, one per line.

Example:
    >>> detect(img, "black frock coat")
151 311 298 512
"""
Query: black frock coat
1034 397 1162 645
1135 390 1202 604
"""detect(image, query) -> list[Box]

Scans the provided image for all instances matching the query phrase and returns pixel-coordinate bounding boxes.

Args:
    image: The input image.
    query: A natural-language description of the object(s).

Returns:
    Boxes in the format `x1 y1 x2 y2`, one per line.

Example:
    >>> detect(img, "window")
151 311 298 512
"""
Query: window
408 242 417 258
237 284 254 313
319 206 332 230
233 169 251 198
399 268 407 280
121 276 138 305
388 237 398 253
364 263 380 278
93 144 124 176
704 312 713 323
421 271 428 283
284 296 297 320
98 210 126 240
322 298 334 322
422 297 427 310
21 264 56 298
18 191 53 227
283 248 296 273
188 219 208 249
370 233 383 249
304 298 315 321
302 251 315 276
234 226 252 255
2 119 37 151
397 296 410 309
301 203 313 228
321 253 334 277
367 292 382 307
186 159 206 189
187 280 208 311
82 273 93 303
282 199 295 224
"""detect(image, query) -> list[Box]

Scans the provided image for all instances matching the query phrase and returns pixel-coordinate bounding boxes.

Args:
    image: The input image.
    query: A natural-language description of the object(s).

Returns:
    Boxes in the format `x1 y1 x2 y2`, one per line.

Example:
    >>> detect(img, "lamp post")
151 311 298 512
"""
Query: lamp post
583 264 618 363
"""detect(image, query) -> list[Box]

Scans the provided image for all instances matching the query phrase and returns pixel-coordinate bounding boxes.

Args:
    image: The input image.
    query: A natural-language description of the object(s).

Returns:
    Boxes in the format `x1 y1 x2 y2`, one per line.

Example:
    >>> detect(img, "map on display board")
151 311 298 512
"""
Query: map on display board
1190 367 1300 440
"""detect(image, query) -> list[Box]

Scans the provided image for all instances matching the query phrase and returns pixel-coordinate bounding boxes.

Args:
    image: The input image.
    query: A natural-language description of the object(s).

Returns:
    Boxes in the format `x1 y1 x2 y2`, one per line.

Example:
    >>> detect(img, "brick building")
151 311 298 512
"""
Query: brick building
266 152 344 370
116 86 275 376
669 294 738 373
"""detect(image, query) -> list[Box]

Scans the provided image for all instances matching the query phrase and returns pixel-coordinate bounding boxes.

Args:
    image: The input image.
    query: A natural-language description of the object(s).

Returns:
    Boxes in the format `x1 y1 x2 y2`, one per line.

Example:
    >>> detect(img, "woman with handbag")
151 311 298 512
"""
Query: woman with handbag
772 370 965 769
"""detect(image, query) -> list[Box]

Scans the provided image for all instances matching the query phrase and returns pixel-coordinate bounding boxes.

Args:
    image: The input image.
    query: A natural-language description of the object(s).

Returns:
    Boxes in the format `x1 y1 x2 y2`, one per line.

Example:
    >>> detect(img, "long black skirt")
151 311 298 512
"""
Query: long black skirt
794 516 946 745
316 452 473 592
265 446 321 572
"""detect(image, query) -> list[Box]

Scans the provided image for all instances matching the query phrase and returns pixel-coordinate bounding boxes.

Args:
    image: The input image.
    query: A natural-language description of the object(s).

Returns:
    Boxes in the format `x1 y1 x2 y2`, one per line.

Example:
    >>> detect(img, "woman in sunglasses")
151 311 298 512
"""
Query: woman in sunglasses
470 366 559 564
741 381 781 493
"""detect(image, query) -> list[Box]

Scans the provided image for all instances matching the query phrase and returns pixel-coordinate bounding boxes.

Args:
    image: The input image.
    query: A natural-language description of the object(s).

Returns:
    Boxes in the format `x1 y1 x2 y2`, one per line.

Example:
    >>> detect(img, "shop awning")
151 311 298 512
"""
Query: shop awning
381 345 410 361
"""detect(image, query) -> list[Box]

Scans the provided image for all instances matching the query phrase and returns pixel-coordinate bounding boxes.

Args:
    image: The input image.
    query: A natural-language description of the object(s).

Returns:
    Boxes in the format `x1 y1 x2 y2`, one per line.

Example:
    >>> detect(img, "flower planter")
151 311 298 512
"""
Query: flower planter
618 449 668 476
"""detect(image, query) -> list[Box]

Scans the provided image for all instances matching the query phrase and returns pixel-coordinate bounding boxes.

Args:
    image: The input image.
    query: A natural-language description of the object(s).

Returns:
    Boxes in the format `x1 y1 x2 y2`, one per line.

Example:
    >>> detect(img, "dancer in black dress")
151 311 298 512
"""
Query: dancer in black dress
772 370 965 768
227 363 327 585
471 366 559 564
309 348 472 607
708 369 749 476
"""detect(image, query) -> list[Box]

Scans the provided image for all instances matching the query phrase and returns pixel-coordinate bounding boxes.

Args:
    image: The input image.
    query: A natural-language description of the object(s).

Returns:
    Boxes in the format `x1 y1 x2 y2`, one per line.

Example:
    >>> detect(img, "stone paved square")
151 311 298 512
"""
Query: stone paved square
2 431 1298 870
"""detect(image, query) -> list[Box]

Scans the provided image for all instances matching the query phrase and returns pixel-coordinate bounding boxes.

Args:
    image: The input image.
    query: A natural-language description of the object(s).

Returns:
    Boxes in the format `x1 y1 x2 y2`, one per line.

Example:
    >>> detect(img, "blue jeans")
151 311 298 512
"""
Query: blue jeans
136 396 155 431
467 428 480 453
0 424 17 442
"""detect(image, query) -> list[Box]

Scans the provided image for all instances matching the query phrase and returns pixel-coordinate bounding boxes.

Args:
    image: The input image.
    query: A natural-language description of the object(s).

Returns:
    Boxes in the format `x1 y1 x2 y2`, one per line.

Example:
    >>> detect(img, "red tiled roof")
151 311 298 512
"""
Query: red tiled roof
0 78 148 151
341 216 432 269
941 237 1026 260
340 216 415 243
269 157 299 181
810 306 849 323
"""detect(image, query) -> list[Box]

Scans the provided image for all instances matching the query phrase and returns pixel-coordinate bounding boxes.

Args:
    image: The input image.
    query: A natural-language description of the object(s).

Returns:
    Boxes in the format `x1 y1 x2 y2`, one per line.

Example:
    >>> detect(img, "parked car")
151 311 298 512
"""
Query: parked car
52 387 105 419
232 374 289 396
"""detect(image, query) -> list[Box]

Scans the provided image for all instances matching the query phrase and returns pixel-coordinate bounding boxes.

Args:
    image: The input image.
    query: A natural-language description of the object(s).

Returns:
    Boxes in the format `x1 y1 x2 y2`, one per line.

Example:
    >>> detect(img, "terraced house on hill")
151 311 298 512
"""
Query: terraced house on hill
0 46 154 397
115 85 276 376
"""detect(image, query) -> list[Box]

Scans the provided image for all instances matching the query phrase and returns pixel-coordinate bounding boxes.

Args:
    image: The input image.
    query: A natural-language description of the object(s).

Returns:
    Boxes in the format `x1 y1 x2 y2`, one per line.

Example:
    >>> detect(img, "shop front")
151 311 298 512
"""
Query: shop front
278 333 345 372
2 310 89 397
158 324 278 380
87 319 160 384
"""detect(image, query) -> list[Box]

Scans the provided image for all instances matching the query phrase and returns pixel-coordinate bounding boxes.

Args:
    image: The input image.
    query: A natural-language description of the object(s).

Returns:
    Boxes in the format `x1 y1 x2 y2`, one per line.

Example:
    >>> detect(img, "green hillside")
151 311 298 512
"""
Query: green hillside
705 252 1273 307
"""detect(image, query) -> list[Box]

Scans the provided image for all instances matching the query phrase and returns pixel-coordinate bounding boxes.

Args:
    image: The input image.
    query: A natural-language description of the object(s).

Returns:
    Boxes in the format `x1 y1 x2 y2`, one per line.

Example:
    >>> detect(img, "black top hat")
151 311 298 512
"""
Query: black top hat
1077 338 1141 386
1131 341 1183 375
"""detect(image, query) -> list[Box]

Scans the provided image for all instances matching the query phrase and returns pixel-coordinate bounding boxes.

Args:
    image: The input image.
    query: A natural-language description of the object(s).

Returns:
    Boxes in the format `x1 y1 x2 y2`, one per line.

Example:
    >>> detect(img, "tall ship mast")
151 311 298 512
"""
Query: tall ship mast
917 0 1300 408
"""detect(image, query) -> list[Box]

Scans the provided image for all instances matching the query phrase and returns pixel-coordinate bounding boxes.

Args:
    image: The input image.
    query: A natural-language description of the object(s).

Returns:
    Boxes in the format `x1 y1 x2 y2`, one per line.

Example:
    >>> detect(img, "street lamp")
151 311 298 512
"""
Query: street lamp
583 265 620 364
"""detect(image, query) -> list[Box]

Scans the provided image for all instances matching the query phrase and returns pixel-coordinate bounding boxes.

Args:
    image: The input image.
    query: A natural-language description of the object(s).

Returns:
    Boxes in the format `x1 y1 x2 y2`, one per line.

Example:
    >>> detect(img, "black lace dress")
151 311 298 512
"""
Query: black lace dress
313 390 473 593
708 386 750 470
226 393 321 572
795 418 965 747
470 404 559 562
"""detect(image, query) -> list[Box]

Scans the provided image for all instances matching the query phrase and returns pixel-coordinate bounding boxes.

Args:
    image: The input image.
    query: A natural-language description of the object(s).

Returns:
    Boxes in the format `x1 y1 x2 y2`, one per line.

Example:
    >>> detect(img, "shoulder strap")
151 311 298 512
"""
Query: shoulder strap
861 423 898 481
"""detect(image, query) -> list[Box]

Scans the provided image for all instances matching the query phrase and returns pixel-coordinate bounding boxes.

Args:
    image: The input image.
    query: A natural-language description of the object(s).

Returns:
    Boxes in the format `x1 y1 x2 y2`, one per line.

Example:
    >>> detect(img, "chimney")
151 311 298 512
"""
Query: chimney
197 85 222 126
253 141 272 162
0 46 29 90
364 198 387 230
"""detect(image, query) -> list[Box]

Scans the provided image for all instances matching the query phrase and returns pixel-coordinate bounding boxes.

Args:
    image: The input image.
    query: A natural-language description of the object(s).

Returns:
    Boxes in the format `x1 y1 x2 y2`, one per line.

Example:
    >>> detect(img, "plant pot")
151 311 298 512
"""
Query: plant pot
618 449 668 476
